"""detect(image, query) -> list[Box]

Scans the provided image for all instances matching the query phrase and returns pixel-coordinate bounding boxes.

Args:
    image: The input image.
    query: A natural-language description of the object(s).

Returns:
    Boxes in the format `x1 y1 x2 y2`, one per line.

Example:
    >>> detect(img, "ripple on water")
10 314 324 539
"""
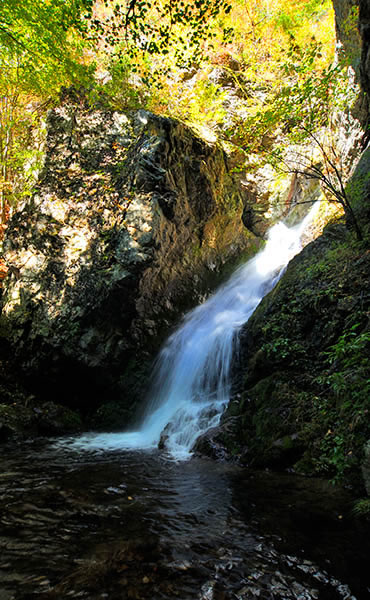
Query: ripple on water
0 441 369 599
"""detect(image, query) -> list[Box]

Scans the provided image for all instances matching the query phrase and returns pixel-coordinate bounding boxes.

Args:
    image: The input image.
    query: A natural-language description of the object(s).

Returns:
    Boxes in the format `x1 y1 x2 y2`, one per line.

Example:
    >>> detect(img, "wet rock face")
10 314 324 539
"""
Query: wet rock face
0 96 256 413
362 441 370 495
192 417 241 460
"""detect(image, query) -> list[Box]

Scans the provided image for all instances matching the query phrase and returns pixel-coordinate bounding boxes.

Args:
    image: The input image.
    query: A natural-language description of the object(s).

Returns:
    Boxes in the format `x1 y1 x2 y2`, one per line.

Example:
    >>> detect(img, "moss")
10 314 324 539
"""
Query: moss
60 408 82 430
0 403 35 432
227 213 370 488
353 498 370 518
0 399 82 440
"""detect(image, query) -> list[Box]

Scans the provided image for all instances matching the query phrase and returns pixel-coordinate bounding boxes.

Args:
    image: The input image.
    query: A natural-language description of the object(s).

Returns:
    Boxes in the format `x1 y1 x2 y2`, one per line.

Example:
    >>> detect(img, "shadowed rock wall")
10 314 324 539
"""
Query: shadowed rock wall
0 94 259 415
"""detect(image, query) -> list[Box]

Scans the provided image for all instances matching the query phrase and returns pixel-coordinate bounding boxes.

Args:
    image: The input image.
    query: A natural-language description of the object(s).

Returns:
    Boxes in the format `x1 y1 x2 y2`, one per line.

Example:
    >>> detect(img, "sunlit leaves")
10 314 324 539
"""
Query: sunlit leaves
238 37 347 159
88 0 233 68
0 0 95 95
0 0 339 229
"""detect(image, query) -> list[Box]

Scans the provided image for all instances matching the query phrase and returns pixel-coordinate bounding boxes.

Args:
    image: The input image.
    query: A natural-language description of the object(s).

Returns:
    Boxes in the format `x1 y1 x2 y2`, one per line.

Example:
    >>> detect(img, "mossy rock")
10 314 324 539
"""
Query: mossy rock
0 400 82 441
0 403 36 440
228 213 370 488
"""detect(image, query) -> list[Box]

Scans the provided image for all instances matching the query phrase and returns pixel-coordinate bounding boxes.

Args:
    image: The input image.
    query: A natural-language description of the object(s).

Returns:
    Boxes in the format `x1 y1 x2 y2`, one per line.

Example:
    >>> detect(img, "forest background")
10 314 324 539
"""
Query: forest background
0 0 357 247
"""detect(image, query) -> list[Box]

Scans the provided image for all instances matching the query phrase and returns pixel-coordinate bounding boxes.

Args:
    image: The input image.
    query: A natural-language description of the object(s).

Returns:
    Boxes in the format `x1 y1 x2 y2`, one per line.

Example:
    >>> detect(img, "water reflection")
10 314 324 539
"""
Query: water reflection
0 441 369 599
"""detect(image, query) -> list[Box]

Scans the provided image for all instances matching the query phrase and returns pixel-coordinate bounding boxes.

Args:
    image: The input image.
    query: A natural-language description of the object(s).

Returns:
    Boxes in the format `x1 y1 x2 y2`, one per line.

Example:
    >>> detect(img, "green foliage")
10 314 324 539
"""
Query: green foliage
319 431 350 482
0 0 95 94
312 325 370 483
156 78 228 129
275 0 330 34
241 40 349 154
0 0 97 225
91 400 132 430
90 0 233 69
353 498 370 517
262 337 305 361
235 36 362 238
323 326 370 413
326 325 370 367
96 56 145 111
95 0 335 143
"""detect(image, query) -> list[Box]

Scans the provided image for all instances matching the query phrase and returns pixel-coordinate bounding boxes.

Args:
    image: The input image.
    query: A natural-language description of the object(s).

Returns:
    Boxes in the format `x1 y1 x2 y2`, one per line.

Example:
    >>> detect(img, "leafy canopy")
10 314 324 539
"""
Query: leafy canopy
89 0 232 67
0 0 95 95
0 0 341 228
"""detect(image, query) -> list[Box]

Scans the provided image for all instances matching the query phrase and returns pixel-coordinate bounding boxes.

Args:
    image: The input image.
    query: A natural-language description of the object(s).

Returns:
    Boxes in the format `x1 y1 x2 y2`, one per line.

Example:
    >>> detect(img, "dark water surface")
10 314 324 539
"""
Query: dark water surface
0 439 369 599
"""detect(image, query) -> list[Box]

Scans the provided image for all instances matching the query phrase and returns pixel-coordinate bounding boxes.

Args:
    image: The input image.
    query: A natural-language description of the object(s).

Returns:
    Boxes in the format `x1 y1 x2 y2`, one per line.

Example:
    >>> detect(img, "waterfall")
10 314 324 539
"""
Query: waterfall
65 206 318 459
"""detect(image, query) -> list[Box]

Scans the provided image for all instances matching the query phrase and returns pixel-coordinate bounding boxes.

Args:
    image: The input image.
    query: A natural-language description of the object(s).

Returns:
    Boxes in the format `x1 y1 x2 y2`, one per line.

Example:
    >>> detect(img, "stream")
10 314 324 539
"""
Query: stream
1 440 369 599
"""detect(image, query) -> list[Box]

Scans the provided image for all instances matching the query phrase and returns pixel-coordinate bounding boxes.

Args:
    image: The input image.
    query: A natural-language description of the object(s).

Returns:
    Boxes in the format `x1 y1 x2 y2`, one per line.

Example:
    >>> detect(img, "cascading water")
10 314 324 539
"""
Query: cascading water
66 206 318 459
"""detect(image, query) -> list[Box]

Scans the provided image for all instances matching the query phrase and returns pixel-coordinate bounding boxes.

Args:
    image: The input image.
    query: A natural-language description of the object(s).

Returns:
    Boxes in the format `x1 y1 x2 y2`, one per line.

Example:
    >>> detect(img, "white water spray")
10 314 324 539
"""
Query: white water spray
66 206 318 458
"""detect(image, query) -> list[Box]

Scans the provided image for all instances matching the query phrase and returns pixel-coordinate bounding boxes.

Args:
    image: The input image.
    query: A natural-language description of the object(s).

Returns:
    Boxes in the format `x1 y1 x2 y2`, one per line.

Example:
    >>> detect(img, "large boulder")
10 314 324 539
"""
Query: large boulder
0 94 259 418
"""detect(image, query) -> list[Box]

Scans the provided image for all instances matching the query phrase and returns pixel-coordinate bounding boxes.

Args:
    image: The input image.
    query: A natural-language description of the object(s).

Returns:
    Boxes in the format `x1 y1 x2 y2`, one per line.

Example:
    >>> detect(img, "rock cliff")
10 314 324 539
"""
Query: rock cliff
360 0 370 96
0 93 258 420
333 0 362 74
